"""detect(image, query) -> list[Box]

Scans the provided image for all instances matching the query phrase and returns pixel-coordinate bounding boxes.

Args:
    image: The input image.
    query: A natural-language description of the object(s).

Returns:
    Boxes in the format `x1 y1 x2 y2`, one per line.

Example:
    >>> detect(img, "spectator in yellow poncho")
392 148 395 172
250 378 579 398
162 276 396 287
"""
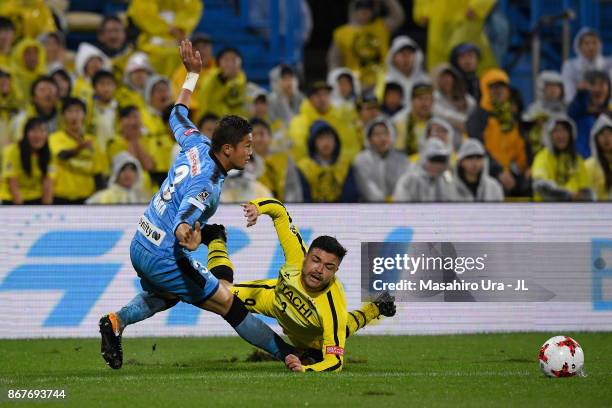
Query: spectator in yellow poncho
532 115 593 201
328 0 405 90
413 0 497 72
0 0 56 41
198 47 248 118
289 81 360 161
49 97 105 204
10 38 46 104
0 67 24 152
1 117 53 204
127 0 203 77
585 114 612 200
86 152 151 204
0 17 16 67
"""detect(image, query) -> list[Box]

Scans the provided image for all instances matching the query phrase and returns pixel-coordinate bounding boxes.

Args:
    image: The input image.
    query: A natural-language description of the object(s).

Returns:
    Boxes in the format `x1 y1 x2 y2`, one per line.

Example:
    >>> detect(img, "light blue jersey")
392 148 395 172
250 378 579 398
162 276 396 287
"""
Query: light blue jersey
134 104 226 261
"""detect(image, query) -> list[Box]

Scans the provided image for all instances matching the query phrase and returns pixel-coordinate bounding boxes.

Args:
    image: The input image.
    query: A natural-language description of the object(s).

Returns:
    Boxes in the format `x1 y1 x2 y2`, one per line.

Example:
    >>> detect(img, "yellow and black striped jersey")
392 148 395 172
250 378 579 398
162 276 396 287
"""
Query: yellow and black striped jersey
245 198 347 372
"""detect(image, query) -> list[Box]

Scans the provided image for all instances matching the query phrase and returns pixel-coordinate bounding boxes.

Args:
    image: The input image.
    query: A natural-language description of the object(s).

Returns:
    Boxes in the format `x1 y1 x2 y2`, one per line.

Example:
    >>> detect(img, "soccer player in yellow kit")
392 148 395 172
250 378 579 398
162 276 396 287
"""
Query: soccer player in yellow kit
203 198 396 372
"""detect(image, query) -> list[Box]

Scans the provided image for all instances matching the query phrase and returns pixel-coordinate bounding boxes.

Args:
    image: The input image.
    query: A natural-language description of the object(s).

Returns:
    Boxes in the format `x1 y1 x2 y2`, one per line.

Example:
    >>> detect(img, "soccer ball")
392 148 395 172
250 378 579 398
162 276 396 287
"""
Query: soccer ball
538 336 584 377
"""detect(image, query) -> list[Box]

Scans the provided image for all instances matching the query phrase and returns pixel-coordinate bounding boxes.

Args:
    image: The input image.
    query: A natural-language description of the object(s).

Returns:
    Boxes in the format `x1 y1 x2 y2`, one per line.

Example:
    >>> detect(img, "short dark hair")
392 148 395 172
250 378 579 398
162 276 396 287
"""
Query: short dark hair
0 16 15 31
309 235 347 261
211 115 252 152
92 69 116 87
118 105 139 119
198 112 219 128
62 97 86 114
31 76 58 97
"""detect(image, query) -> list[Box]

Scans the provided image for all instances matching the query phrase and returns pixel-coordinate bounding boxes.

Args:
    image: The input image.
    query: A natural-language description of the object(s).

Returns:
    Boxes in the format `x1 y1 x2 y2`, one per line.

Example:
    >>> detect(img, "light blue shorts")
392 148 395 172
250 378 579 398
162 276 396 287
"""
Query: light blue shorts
129 238 219 305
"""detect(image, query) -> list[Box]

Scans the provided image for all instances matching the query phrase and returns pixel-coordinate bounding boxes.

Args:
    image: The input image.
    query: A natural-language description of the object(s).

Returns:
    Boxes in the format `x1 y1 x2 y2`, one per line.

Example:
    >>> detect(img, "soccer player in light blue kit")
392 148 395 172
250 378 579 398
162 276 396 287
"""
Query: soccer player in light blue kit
99 40 293 369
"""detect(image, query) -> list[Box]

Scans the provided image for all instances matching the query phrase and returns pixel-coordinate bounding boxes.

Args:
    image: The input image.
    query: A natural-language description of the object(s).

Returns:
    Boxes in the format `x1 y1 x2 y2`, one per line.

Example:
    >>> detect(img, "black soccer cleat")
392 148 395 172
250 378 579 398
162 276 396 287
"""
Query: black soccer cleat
99 315 123 369
374 291 397 317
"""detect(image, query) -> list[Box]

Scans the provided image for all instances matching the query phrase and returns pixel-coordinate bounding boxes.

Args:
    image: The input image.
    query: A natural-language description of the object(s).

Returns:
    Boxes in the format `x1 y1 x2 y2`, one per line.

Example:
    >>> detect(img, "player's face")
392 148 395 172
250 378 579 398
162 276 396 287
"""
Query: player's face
596 128 612 153
27 123 48 151
302 248 340 291
226 133 252 170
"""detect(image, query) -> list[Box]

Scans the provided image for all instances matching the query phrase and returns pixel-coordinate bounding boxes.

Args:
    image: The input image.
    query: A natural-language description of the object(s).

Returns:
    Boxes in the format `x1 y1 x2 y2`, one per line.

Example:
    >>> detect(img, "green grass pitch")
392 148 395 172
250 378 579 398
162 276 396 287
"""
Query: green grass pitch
1 333 611 407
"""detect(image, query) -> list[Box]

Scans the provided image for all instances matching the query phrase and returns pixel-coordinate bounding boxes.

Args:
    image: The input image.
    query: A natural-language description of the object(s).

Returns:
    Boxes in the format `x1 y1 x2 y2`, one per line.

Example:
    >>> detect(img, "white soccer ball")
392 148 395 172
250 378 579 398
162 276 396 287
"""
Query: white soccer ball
538 335 584 377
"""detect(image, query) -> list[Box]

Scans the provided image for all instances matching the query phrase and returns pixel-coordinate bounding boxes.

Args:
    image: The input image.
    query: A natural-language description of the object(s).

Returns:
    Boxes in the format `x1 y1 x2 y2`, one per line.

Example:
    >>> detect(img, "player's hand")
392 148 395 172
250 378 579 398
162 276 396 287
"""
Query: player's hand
201 224 227 246
179 39 202 73
285 354 304 372
241 203 260 227
176 222 202 251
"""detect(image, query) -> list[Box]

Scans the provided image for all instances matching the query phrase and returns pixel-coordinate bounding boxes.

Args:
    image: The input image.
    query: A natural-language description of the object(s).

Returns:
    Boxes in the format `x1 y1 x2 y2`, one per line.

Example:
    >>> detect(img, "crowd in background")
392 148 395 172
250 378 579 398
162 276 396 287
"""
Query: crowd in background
0 0 611 205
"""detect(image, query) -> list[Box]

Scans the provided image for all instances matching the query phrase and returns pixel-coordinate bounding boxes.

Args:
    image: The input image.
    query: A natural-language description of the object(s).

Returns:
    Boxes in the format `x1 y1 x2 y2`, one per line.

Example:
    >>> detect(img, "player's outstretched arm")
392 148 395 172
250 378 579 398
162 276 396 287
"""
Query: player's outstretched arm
243 198 307 268
170 40 206 149
176 39 202 108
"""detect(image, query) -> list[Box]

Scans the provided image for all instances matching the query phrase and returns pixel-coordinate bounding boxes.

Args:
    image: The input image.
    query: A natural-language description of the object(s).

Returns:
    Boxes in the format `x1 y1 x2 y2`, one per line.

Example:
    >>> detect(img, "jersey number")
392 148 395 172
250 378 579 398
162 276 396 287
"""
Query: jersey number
162 165 189 201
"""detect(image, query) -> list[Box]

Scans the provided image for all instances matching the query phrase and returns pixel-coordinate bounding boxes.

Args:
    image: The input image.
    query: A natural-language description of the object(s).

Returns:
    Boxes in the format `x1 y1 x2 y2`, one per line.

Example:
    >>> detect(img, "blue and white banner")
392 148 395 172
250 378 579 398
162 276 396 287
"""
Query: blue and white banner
1 203 612 338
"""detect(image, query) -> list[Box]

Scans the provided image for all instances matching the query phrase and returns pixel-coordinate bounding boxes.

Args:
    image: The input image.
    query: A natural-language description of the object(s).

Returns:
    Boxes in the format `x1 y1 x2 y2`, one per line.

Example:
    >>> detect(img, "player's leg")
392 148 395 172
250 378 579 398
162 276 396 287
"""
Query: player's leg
179 257 294 360
99 240 180 369
202 226 278 317
232 279 278 316
346 292 396 337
